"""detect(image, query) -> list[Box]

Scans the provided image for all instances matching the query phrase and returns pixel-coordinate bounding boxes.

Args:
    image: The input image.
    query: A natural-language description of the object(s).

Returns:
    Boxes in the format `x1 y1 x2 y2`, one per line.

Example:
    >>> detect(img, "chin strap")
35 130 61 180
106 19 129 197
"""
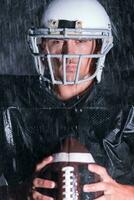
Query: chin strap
96 66 103 83
96 56 105 83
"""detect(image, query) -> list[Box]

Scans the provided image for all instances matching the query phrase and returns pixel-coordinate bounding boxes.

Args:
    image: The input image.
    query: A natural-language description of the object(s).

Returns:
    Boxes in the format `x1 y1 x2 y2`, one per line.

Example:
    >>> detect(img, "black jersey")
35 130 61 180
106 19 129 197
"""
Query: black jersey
0 75 134 199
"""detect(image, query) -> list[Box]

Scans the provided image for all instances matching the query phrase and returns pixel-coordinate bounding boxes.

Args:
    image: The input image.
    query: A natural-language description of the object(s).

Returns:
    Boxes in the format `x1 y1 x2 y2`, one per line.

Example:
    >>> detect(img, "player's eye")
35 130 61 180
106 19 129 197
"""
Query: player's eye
75 40 88 44
52 40 63 44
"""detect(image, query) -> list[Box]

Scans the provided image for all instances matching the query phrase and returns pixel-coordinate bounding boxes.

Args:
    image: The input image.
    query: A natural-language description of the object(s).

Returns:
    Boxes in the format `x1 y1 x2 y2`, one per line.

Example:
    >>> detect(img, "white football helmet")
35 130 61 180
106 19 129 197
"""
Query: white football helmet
27 0 113 85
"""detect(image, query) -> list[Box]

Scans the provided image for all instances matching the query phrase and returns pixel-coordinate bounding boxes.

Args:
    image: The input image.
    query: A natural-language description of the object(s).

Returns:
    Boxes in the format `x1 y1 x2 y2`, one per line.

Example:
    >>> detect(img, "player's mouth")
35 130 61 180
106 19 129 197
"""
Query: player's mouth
66 64 77 73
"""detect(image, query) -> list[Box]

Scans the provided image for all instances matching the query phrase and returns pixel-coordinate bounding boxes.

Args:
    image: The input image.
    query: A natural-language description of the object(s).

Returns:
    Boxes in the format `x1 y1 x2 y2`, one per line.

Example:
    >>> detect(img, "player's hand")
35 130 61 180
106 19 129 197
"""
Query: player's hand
32 156 56 200
83 164 134 200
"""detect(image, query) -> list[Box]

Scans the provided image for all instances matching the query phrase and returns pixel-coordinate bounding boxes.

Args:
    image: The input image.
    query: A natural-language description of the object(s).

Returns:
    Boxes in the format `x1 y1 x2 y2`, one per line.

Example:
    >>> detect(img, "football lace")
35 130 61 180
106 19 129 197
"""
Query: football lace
62 166 78 200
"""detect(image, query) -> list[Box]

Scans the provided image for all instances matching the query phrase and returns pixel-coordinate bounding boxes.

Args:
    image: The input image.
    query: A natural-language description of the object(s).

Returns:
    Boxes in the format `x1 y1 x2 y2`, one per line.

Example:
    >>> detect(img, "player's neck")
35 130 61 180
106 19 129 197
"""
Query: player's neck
55 80 94 101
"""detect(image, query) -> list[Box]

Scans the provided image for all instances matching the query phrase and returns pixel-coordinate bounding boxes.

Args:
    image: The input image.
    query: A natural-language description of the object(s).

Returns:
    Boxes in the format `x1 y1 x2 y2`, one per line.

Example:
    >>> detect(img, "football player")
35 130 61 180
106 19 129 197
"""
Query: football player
0 0 134 200
28 0 134 200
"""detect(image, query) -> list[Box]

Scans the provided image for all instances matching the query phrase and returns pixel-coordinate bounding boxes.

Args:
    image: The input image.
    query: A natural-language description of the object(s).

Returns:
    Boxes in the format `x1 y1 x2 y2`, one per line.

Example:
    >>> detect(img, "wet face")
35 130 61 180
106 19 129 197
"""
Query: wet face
41 38 96 83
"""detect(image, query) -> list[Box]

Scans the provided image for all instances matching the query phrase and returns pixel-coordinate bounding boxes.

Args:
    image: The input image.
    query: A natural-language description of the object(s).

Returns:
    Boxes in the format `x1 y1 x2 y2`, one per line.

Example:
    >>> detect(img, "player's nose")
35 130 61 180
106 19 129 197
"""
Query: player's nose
62 40 76 54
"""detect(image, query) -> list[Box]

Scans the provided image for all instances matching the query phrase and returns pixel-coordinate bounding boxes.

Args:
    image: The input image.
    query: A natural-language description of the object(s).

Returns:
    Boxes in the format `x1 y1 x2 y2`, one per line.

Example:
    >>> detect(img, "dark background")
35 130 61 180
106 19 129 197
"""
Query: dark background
0 0 134 75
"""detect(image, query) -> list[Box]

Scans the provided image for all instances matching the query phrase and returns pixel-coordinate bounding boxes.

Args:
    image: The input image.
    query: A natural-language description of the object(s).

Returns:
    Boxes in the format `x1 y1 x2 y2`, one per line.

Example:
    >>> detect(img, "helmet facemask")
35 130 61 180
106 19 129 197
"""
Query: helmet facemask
27 0 113 85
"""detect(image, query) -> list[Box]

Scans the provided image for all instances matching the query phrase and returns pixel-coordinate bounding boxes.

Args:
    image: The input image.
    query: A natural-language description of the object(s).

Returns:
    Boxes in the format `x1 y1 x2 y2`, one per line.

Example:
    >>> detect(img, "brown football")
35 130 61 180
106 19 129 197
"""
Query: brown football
37 137 103 200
